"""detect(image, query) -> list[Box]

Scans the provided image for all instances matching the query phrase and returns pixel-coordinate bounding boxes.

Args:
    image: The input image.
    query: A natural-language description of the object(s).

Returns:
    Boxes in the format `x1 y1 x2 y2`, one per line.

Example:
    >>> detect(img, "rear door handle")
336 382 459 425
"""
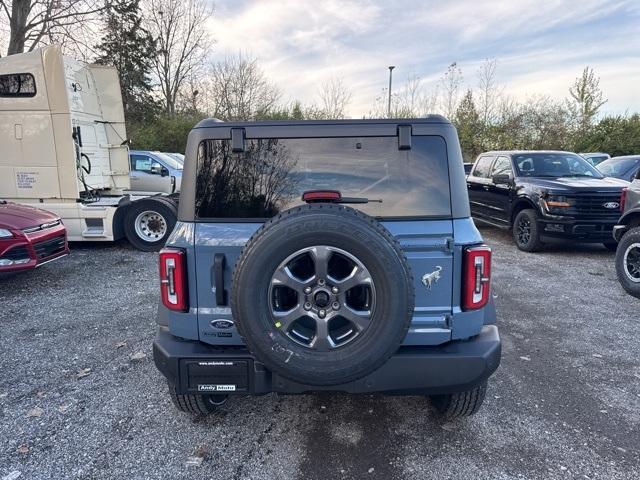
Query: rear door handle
214 254 227 306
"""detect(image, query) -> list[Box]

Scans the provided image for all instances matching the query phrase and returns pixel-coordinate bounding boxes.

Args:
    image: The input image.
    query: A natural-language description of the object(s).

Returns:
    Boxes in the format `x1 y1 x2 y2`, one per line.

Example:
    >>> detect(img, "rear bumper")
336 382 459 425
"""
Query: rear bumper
153 325 501 396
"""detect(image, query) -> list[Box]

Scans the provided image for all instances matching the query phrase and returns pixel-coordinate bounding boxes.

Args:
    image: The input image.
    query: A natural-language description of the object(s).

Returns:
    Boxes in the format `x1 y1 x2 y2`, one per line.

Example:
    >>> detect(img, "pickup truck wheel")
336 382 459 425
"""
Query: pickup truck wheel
124 199 177 252
615 227 640 298
168 383 227 416
513 209 543 252
430 381 487 419
232 204 414 387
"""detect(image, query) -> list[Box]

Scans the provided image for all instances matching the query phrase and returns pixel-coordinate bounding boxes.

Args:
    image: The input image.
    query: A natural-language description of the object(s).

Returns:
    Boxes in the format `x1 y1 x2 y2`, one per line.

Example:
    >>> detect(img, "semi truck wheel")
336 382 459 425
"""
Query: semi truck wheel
430 381 487 419
124 198 177 252
168 383 227 416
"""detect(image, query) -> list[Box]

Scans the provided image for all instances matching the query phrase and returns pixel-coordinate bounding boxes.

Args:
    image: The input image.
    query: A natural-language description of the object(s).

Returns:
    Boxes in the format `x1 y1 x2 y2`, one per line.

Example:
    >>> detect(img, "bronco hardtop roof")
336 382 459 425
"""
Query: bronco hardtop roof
194 115 451 129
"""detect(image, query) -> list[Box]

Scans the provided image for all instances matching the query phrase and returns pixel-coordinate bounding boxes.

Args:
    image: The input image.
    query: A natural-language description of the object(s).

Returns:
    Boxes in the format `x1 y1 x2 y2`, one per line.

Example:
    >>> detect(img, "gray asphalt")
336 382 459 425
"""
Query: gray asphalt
1 227 638 480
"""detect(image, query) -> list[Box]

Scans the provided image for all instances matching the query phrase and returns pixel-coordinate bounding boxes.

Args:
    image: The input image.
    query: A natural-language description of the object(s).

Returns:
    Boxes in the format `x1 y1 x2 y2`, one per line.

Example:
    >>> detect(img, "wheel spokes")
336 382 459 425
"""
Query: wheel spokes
271 266 307 290
309 245 331 280
333 266 372 291
269 245 377 350
340 307 372 331
272 305 305 330
311 318 333 351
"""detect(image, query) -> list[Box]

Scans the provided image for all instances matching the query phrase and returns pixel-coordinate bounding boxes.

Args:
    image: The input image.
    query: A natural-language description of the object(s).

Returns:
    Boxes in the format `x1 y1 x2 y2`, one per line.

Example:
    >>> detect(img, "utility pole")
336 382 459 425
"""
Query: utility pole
387 66 395 118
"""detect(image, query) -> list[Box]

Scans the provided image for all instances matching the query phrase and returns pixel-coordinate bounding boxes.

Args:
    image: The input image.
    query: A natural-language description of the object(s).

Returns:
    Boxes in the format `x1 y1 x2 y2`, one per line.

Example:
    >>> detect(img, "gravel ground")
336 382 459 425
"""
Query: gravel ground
1 228 639 480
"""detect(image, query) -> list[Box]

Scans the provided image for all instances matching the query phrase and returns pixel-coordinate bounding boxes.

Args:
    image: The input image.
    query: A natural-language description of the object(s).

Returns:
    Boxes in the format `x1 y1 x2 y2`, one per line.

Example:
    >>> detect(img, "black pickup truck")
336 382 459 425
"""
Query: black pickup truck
466 151 628 251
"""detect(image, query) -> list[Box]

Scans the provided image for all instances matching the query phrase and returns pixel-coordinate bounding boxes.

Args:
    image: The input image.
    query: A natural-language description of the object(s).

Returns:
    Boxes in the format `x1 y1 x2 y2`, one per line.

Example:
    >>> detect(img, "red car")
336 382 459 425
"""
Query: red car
0 201 69 273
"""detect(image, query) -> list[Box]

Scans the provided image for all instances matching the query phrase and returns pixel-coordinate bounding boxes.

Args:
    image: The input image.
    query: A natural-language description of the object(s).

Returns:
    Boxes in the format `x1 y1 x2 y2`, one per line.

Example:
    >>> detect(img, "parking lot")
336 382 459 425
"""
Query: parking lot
1 226 638 480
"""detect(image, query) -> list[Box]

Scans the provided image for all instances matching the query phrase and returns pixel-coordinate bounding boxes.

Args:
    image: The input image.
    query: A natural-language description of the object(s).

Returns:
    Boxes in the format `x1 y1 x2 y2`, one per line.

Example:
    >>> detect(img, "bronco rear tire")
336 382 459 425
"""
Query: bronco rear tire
231 204 414 386
615 227 640 298
430 381 487 419
168 383 227 415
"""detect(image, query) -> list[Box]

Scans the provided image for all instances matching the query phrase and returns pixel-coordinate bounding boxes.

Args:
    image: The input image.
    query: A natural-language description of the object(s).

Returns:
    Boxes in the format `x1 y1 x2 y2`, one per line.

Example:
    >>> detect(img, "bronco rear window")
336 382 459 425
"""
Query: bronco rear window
195 136 451 219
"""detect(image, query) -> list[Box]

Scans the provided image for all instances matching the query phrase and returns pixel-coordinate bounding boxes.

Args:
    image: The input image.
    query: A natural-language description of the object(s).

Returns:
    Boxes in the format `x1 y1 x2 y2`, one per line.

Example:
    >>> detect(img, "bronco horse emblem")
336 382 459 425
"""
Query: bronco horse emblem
421 266 443 290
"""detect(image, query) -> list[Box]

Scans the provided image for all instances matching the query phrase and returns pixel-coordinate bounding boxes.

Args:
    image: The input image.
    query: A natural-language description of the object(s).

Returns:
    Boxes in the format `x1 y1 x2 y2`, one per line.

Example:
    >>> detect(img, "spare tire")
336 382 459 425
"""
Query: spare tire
231 204 414 386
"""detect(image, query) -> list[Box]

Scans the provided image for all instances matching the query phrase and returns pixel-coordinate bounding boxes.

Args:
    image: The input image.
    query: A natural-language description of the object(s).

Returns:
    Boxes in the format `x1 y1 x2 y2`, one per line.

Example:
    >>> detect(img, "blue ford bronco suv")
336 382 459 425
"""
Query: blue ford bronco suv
153 117 501 419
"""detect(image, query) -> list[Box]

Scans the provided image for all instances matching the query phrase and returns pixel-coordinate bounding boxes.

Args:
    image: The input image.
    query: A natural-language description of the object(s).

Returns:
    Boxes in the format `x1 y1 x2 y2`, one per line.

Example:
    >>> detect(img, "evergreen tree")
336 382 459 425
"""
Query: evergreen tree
96 0 158 123
454 90 482 161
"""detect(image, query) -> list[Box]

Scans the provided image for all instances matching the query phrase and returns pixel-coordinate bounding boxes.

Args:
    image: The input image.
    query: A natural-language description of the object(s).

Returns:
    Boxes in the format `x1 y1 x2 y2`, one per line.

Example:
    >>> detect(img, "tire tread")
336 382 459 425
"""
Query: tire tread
431 382 487 419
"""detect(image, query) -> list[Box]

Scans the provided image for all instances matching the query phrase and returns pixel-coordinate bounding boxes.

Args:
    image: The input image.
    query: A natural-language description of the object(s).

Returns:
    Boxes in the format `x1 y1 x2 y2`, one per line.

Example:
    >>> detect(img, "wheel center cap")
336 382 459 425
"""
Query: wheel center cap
314 291 330 308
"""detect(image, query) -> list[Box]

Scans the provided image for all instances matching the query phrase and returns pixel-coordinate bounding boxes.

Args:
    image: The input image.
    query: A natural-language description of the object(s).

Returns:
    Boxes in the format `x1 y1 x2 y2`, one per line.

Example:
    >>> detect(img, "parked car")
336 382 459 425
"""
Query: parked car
613 168 640 298
466 151 628 252
152 117 500 420
0 200 69 273
167 153 185 165
128 150 183 194
580 152 611 166
597 155 640 183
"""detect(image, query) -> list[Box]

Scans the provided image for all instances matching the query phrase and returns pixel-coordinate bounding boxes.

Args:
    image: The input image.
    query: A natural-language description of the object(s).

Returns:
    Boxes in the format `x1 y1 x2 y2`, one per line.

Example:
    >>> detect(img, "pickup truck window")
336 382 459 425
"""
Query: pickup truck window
472 156 494 178
195 136 451 219
514 153 603 178
130 154 154 172
490 156 512 177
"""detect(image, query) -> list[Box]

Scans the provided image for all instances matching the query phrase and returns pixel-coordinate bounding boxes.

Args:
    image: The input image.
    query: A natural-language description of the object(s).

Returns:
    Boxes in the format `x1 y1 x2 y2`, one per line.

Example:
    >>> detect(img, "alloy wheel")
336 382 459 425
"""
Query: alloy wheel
268 246 376 350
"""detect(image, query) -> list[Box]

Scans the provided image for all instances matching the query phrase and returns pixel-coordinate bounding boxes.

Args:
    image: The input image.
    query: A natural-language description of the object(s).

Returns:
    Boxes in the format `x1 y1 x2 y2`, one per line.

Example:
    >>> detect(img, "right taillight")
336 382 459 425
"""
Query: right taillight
159 247 188 312
462 245 491 311
620 187 628 212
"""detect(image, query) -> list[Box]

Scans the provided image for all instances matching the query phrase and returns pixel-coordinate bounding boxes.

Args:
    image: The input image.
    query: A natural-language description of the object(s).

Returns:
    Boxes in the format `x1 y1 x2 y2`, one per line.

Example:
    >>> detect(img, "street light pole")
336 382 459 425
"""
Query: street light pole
387 66 395 118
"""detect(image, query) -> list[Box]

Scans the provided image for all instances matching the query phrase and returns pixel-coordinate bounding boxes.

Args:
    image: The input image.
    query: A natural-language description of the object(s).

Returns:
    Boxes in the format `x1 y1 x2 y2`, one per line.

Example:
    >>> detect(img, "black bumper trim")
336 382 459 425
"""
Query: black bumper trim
153 325 501 396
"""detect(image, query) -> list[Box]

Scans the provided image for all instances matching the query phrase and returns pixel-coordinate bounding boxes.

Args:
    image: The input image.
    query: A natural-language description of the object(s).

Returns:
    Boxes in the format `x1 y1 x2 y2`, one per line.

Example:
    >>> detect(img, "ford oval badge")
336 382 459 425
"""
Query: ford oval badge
603 202 619 209
211 319 234 329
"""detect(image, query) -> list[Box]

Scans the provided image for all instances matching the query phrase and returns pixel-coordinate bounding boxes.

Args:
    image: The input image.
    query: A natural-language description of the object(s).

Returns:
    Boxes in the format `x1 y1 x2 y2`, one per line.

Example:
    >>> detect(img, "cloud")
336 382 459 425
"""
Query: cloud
207 0 640 117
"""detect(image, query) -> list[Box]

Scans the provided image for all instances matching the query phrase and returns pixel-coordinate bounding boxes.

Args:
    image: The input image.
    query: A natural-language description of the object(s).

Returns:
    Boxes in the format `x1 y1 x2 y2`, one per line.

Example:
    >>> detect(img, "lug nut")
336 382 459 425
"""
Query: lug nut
332 301 340 310
304 286 312 294
319 309 326 318
318 279 325 286
331 286 339 294
304 302 312 311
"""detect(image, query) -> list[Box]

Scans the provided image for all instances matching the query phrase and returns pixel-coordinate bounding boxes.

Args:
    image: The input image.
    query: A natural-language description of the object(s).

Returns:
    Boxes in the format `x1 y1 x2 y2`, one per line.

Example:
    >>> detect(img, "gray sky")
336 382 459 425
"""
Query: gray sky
208 0 640 117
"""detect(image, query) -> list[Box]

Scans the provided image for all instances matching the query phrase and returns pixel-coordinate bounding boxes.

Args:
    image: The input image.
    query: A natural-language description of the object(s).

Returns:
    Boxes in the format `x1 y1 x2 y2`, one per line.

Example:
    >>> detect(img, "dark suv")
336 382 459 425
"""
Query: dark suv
153 118 501 420
467 151 628 251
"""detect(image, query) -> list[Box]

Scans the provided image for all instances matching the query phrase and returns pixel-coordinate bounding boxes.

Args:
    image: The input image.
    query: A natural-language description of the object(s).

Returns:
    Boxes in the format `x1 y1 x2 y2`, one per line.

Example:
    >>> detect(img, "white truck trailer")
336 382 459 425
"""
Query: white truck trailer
0 45 178 251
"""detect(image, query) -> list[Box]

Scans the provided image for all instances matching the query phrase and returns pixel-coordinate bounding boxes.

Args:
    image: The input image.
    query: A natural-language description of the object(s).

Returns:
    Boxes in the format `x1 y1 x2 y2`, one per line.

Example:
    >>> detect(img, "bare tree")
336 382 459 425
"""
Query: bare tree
0 0 104 56
317 76 352 119
207 53 281 121
440 62 463 120
477 58 502 125
568 66 607 130
144 0 212 115
368 73 438 119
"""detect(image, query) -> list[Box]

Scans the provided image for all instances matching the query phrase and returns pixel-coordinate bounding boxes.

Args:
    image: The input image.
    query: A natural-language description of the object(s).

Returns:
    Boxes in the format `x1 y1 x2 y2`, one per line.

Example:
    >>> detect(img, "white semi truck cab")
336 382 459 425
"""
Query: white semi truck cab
0 45 178 251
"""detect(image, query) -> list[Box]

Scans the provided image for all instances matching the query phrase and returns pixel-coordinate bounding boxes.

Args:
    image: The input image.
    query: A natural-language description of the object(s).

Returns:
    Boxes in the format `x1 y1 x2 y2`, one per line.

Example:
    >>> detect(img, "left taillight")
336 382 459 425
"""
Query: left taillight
159 247 188 312
462 245 491 311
